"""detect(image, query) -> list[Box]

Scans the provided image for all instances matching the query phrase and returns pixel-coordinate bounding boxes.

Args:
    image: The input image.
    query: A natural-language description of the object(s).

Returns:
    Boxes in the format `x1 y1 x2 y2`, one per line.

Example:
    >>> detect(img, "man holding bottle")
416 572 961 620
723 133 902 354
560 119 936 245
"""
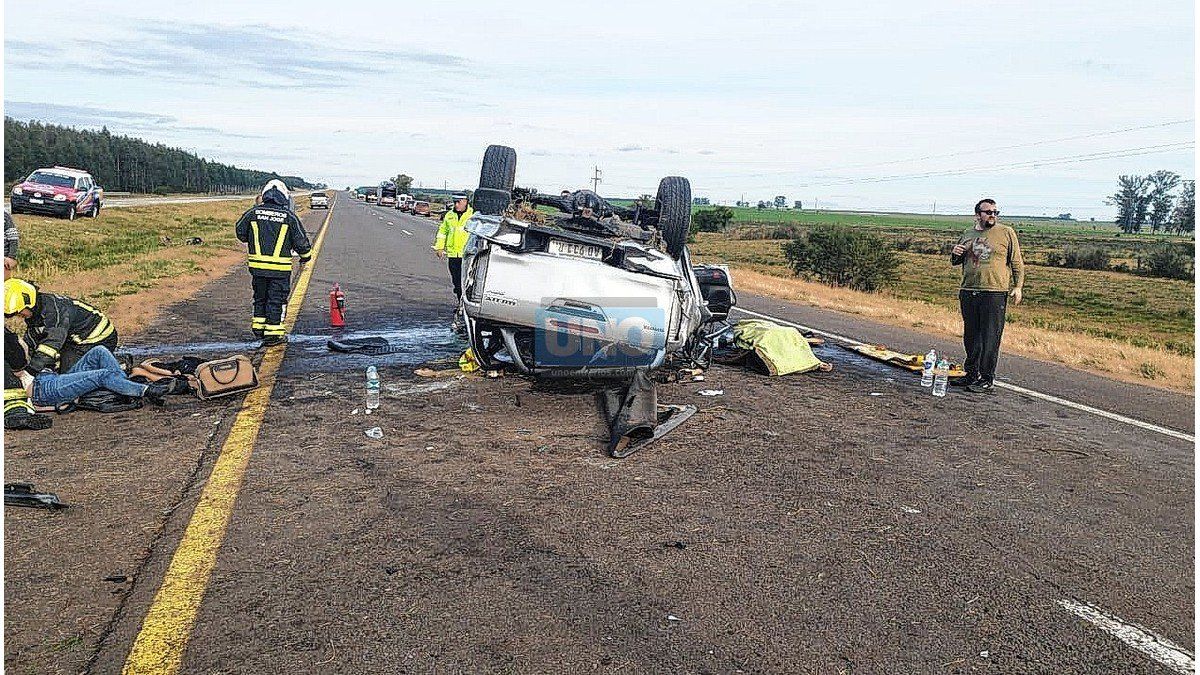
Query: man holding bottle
949 198 1025 394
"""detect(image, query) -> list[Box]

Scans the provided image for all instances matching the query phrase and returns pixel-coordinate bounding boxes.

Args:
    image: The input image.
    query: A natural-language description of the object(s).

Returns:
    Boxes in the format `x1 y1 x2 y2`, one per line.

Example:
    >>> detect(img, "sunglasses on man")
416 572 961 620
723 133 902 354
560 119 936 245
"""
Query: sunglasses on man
979 209 1000 216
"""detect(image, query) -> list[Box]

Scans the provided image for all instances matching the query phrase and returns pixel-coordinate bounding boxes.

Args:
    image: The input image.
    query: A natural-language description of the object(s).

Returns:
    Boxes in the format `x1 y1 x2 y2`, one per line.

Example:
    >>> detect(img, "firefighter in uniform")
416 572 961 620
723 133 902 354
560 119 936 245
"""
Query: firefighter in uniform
432 193 474 300
235 180 312 347
4 278 118 373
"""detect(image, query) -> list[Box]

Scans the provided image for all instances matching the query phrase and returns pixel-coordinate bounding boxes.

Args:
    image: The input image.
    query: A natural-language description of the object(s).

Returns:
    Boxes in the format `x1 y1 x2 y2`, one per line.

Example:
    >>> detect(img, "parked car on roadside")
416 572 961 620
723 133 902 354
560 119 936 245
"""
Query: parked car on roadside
310 191 330 209
10 166 103 220
459 145 733 378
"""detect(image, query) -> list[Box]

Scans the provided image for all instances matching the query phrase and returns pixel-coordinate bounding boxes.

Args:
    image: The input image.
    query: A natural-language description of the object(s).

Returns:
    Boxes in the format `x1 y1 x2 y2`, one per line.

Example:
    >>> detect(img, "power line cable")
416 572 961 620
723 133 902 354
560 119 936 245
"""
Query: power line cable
701 119 1195 179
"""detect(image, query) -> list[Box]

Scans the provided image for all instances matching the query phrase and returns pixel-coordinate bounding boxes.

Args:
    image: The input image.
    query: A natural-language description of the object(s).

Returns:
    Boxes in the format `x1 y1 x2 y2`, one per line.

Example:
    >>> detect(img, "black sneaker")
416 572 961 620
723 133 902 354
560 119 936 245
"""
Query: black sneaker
965 380 995 394
143 382 171 406
949 375 978 387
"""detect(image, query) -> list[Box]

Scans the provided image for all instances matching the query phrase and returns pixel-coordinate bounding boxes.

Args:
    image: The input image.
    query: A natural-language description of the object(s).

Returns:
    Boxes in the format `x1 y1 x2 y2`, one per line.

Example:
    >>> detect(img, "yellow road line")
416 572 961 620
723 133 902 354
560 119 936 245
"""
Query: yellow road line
122 198 336 675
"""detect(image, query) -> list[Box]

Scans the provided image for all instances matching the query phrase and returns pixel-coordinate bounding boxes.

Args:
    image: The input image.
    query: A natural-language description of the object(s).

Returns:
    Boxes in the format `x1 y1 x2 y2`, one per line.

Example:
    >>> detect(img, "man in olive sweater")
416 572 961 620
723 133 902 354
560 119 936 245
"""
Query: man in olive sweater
949 198 1024 394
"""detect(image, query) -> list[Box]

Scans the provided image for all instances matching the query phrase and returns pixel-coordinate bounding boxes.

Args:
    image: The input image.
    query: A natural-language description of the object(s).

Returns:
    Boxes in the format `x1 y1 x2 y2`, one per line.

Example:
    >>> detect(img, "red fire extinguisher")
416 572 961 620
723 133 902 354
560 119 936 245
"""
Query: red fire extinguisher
330 283 346 327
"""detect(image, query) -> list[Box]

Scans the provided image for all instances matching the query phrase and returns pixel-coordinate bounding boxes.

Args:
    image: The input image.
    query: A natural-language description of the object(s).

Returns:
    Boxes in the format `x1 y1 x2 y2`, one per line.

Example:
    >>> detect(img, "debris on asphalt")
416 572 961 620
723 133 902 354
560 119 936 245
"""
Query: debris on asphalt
104 575 129 583
414 367 463 379
693 374 706 382
663 541 688 550
4 483 68 509
667 615 682 622
364 427 383 439
869 392 883 396
384 565 400 575
351 408 359 415
980 650 990 659
901 506 921 514
697 389 724 397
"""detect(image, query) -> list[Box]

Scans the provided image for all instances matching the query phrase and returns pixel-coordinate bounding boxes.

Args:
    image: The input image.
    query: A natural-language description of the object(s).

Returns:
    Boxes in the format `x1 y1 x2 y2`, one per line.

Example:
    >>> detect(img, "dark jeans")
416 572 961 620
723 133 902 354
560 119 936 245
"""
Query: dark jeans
31 346 147 406
959 289 1008 383
448 257 463 299
252 275 290 337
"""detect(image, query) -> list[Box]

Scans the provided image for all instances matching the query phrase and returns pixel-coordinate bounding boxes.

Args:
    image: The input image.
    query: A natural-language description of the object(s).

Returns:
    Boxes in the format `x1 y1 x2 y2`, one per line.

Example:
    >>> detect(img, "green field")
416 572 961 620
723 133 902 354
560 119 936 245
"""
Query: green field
688 208 1195 357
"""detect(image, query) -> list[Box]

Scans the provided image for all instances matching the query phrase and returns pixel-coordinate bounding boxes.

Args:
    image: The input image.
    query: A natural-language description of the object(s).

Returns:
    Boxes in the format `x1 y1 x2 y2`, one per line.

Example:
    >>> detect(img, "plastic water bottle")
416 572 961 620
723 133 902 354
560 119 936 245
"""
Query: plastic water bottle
921 348 938 387
366 366 381 410
932 358 949 398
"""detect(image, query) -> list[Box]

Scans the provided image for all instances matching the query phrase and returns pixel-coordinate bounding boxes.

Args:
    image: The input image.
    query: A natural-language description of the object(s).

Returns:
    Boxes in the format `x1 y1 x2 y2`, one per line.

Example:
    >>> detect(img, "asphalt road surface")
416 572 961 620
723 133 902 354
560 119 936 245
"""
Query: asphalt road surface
6 193 1194 674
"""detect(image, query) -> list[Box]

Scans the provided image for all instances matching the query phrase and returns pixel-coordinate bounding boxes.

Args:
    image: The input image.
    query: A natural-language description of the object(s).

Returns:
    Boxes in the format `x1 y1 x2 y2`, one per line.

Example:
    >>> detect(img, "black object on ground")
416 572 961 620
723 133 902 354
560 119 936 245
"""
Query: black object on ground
327 336 409 355
5 483 68 509
598 370 698 458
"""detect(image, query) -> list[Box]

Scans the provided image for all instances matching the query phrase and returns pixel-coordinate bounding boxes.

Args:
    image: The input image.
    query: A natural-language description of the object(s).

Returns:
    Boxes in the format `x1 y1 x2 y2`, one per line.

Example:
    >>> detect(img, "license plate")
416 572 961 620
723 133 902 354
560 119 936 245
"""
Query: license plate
29 198 43 204
548 239 603 260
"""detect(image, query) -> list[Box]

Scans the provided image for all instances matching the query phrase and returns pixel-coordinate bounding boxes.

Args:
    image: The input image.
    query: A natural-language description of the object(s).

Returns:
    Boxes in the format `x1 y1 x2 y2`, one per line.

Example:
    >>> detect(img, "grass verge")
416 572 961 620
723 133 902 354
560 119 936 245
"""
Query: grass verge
9 198 283 336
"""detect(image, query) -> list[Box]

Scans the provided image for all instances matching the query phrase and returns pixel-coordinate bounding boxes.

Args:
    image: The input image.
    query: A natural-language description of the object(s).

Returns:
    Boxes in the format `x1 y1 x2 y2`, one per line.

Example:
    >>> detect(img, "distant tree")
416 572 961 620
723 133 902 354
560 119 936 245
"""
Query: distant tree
1170 180 1195 235
1106 175 1151 234
774 195 787 208
782 224 900 292
393 174 413 193
794 200 803 210
756 200 768 209
692 205 734 234
1147 170 1181 233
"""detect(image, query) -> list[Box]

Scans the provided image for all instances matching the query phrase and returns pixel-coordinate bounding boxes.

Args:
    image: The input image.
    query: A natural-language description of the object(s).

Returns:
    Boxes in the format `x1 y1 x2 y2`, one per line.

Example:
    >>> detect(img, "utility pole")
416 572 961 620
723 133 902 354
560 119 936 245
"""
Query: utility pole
932 200 937 215
591 166 602 192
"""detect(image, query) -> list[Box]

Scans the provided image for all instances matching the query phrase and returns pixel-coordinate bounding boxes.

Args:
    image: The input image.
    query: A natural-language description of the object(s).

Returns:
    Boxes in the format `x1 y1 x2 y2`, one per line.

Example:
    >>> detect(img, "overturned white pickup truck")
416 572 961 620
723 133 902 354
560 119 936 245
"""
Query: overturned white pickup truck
459 145 733 380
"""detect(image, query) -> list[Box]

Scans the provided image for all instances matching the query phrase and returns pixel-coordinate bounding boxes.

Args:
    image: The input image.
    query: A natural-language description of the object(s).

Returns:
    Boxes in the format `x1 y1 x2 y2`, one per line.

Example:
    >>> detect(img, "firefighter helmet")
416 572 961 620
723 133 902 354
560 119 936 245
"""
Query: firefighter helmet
4 278 37 316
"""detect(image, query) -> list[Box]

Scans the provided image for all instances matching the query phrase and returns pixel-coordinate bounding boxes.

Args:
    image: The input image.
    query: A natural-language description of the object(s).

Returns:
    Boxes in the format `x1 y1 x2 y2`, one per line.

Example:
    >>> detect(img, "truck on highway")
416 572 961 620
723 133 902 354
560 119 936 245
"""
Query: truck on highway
378 181 398 208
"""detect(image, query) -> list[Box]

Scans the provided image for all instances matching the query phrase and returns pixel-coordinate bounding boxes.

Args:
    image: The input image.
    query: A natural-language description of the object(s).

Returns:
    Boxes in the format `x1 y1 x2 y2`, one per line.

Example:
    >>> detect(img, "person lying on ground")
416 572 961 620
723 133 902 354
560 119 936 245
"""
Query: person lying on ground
4 327 51 430
4 278 118 372
5 331 168 408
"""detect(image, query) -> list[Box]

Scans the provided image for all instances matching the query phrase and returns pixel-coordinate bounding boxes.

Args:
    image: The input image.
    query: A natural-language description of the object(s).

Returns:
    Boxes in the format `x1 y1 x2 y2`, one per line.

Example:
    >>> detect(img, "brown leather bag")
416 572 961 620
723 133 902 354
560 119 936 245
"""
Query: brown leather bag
193 355 259 400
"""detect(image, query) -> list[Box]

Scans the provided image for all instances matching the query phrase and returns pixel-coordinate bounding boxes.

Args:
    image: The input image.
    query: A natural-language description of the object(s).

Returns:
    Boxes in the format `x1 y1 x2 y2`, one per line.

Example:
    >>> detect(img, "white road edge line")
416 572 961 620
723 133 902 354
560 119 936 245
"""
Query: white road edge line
730 306 1194 443
1058 599 1195 674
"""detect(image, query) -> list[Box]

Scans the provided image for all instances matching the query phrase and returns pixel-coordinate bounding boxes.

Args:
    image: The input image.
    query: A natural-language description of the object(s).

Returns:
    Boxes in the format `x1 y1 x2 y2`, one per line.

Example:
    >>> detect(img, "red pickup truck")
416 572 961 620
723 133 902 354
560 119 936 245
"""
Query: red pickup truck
10 166 104 220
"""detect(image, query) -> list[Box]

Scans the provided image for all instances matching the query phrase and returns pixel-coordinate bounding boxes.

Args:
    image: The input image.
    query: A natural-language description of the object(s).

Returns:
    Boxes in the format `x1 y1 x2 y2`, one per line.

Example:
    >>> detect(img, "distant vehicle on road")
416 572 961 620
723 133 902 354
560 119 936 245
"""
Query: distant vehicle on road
310 191 330 209
365 192 378 203
10 166 103 220
412 200 430 216
397 194 413 211
378 181 397 208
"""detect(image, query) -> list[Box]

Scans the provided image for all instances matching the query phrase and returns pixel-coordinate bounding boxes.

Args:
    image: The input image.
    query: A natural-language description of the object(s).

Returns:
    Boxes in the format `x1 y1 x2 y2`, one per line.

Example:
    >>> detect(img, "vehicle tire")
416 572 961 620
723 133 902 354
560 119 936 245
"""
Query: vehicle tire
65 204 76 221
479 145 516 192
473 187 511 216
90 202 100 218
655 176 691 258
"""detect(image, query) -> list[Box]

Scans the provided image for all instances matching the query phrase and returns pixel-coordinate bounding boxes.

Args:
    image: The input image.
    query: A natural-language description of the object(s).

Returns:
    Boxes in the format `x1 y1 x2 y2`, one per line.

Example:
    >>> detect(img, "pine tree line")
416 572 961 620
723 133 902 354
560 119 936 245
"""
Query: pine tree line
4 117 314 194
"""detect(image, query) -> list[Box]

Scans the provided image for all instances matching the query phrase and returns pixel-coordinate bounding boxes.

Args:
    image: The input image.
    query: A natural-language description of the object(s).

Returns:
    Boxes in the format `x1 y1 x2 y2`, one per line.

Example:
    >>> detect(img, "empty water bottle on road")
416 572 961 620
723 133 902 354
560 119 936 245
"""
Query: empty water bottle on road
932 358 949 397
921 348 938 387
366 365 381 410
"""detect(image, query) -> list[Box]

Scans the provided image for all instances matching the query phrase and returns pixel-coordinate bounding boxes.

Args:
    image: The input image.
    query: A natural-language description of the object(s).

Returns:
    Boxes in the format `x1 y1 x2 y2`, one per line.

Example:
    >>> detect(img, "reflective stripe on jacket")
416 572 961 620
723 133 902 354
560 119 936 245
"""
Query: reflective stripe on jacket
434 207 475 258
21 294 114 372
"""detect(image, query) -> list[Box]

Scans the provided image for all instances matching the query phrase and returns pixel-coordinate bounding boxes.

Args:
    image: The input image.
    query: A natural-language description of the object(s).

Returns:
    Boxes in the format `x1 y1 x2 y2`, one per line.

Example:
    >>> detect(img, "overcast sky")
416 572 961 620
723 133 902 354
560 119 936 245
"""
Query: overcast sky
3 0 1195 218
